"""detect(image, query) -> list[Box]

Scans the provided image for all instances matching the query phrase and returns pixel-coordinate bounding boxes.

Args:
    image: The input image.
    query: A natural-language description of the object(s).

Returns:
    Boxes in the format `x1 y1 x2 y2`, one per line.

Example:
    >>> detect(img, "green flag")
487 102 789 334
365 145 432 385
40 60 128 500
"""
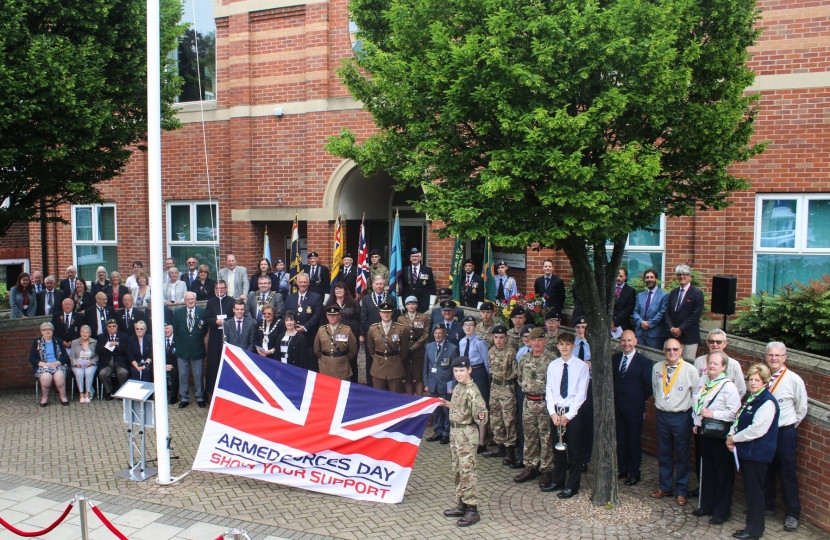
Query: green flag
482 235 496 301
449 237 465 302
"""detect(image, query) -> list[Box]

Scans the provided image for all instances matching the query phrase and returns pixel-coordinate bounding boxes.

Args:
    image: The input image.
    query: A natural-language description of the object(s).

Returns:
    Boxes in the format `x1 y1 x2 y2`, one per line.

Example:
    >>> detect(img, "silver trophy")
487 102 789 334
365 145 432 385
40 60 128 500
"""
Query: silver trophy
554 406 567 451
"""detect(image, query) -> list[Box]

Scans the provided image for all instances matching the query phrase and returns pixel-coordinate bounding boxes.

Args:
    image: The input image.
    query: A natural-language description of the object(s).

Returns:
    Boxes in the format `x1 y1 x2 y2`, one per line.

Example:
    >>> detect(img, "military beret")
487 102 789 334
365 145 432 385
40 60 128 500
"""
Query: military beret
545 309 561 320
528 327 546 339
496 260 508 267
378 302 395 312
405 296 418 304
437 287 452 297
572 315 587 326
325 305 341 315
479 301 495 311
463 258 474 265
451 356 471 368
106 319 118 325
274 258 284 264
308 251 319 258
492 325 508 335
510 306 526 317
369 249 380 256
520 324 536 336
343 253 353 260
440 300 457 310
462 315 476 324
410 247 420 254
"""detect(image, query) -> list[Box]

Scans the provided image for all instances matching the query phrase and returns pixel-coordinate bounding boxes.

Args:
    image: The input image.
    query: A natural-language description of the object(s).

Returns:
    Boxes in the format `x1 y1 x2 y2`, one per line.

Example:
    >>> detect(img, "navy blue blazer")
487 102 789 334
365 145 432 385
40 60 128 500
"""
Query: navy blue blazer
283 291 323 337
423 340 458 396
612 283 637 331
612 351 653 414
666 286 704 345
127 335 153 364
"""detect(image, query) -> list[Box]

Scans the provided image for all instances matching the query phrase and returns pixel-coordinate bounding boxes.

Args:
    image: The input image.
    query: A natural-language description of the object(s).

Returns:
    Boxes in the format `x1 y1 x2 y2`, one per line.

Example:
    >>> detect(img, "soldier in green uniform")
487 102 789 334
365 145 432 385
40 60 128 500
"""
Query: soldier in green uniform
506 306 526 352
441 356 488 527
368 250 390 289
482 325 518 465
544 309 561 354
514 327 557 489
475 301 497 349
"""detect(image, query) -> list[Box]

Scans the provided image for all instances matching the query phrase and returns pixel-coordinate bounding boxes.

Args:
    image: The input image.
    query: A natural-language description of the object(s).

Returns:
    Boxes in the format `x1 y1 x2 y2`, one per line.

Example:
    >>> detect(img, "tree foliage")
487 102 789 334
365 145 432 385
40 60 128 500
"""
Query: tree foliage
0 0 188 236
328 0 764 504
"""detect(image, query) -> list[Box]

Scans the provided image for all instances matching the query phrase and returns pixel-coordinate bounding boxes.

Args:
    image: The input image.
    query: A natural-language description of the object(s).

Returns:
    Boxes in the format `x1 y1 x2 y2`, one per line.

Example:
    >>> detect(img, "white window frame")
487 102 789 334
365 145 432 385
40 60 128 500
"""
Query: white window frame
753 193 830 292
605 214 667 277
71 204 118 273
166 201 220 249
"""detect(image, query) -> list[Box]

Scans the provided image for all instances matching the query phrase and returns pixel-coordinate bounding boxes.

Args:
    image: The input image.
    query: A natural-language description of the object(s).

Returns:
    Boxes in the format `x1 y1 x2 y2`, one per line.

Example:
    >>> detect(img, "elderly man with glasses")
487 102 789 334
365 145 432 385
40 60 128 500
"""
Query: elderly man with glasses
666 264 704 361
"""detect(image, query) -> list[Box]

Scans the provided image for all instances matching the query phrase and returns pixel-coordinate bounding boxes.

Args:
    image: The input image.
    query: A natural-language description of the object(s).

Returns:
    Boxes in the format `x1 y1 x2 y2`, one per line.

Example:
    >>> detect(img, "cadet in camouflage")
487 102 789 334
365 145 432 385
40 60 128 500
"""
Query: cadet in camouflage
482 325 518 465
544 309 561 354
475 302 497 349
506 306 527 353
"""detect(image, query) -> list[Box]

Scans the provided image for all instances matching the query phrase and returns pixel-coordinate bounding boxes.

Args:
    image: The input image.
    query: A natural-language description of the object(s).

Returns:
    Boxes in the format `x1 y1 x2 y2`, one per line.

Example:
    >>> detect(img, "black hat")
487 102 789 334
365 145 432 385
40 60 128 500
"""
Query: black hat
479 301 495 311
492 325 508 335
440 300 457 310
520 324 536 336
369 249 380 256
410 247 420 255
325 305 341 315
545 309 561 320
274 258 284 264
437 287 452 297
343 253 353 260
572 315 587 325
378 302 395 312
463 258 474 265
496 260 508 267
510 306 526 317
451 356 471 368
462 315 476 324
308 251 319 258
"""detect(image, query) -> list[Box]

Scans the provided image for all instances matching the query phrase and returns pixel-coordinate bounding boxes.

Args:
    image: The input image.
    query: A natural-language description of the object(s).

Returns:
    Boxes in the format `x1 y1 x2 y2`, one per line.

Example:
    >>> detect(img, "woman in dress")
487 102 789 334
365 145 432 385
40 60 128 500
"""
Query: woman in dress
70 325 98 403
71 279 94 313
131 272 152 307
330 282 361 382
29 322 70 406
274 310 307 368
10 272 37 319
254 305 281 359
249 258 277 294
190 264 216 301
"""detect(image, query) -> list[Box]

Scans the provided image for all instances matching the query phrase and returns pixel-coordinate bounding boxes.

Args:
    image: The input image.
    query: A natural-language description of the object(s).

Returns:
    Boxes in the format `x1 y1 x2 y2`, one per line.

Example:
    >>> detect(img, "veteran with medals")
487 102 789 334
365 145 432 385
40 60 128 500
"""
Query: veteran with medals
366 302 406 392
314 306 358 380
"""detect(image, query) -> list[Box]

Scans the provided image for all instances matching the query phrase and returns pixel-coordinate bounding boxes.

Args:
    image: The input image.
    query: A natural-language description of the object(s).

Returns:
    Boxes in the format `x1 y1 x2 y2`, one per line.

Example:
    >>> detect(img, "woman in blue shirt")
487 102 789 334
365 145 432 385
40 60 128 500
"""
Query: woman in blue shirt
29 322 70 406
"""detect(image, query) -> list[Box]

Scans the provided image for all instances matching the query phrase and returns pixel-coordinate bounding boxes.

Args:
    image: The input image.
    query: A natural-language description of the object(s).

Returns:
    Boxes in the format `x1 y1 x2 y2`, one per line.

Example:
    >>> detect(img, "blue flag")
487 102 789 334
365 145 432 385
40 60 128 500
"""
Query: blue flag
389 210 402 296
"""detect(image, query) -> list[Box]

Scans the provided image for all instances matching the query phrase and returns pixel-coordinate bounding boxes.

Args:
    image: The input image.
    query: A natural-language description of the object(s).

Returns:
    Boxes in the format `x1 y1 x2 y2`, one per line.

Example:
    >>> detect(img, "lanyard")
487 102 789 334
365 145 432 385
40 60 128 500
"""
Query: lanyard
662 359 684 399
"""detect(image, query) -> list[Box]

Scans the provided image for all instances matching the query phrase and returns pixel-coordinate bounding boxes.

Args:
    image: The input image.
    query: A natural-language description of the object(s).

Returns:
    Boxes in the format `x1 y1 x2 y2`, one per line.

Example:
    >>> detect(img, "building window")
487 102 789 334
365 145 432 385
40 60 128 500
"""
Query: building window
168 202 219 277
176 0 216 102
754 195 830 293
72 205 118 282
606 216 666 280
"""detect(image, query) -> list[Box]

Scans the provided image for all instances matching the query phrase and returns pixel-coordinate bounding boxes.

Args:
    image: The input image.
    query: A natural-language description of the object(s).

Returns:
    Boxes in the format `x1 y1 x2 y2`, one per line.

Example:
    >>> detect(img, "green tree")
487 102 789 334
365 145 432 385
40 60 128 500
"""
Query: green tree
0 0 188 236
328 0 764 505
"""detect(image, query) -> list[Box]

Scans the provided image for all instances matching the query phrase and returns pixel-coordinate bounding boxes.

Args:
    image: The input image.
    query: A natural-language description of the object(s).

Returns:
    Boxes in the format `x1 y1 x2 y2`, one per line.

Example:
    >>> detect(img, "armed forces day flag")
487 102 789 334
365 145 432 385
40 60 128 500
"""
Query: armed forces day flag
193 344 441 503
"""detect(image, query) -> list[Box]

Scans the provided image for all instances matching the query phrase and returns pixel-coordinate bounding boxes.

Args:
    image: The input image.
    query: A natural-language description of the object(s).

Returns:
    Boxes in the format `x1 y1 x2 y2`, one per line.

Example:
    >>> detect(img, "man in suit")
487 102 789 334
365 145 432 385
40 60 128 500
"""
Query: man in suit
59 266 80 297
283 272 323 371
303 251 331 298
172 292 208 408
666 264 704 361
115 294 145 338
163 324 179 405
401 248 436 312
96 319 130 399
360 276 397 386
632 268 669 350
37 276 65 317
423 325 459 444
334 253 358 297
53 298 82 350
31 271 44 294
183 257 200 288
217 254 249 300
84 292 115 337
224 300 257 352
612 268 637 334
613 330 653 486
534 259 566 313
104 271 131 310
459 259 485 308
204 281 235 397
245 275 284 322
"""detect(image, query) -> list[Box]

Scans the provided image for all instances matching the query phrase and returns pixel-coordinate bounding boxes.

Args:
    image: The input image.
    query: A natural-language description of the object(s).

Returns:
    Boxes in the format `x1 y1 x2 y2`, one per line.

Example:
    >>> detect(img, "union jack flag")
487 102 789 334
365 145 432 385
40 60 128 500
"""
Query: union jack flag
193 344 440 502
355 214 370 297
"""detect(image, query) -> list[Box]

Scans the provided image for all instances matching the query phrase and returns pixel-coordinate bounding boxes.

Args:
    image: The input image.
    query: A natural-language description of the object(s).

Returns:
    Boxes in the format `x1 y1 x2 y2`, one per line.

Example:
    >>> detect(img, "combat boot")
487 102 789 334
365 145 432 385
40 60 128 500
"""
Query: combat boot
443 500 467 517
502 446 516 467
539 472 552 488
482 444 505 458
457 505 480 527
513 467 540 483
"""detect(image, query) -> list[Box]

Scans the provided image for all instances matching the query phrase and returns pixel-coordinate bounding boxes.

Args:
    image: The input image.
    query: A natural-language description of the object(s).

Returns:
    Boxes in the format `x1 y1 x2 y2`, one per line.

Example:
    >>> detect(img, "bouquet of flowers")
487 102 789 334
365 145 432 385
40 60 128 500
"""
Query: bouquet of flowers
495 293 545 327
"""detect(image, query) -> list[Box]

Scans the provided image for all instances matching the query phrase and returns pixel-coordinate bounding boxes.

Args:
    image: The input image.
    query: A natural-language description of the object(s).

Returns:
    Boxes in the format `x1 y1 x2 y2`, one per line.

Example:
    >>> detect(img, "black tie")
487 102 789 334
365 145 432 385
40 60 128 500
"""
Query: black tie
64 314 69 327
578 341 585 360
545 277 550 291
560 363 569 398
620 354 629 375
237 320 242 339
464 339 470 357
47 292 53 310
126 310 131 329
497 279 505 300
311 267 316 281
377 294 382 304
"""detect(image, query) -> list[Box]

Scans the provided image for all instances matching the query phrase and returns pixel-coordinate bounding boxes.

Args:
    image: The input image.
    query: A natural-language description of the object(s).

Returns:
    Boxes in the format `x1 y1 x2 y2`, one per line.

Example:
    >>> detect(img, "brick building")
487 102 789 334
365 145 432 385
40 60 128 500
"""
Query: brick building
12 0 830 309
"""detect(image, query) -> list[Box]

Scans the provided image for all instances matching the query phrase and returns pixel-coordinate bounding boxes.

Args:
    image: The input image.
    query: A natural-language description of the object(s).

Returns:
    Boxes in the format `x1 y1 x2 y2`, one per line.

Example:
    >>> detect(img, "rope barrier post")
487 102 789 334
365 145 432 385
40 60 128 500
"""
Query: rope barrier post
77 496 90 540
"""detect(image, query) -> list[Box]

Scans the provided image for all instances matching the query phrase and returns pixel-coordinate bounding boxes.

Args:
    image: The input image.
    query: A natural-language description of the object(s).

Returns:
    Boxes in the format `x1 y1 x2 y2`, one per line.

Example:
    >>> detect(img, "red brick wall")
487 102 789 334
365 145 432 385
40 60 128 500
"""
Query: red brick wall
0 222 30 263
0 322 42 390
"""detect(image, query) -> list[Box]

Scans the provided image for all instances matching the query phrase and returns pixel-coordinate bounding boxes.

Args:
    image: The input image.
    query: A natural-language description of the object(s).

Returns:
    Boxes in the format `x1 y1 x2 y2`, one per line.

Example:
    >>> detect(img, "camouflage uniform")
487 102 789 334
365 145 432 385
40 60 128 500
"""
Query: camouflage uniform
544 330 560 354
518 349 556 473
369 264 390 288
450 381 489 506
475 321 496 349
506 327 524 353
489 345 518 447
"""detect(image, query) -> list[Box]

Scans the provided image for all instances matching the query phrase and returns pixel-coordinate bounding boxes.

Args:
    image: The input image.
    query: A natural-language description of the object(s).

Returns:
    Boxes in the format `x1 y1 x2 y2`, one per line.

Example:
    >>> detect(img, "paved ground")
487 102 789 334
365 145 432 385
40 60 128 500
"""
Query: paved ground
0 382 828 540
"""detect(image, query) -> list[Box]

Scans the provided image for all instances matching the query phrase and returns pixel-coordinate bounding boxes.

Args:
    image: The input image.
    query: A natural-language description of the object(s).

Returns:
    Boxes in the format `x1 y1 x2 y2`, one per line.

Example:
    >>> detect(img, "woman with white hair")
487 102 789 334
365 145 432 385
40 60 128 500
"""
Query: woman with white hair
91 266 110 295
29 322 70 407
70 325 98 403
164 267 187 306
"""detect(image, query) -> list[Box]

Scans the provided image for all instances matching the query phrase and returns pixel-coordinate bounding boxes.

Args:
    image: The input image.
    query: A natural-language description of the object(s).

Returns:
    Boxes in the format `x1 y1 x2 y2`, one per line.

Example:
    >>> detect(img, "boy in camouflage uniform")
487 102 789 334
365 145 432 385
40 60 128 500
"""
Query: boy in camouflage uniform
482 325 518 465
544 309 561 354
475 301 497 349
514 327 557 489
506 306 526 352
441 356 488 527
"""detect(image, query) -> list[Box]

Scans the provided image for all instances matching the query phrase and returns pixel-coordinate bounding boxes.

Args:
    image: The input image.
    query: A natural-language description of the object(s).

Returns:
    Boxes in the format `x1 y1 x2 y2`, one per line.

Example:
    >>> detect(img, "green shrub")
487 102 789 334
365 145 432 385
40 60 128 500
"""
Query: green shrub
731 276 830 357
0 284 8 310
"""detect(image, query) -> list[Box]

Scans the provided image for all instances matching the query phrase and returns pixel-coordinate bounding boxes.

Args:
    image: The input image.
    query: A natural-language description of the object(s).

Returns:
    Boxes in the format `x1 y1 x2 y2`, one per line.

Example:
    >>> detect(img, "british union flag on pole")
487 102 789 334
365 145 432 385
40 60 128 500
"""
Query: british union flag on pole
193 344 441 503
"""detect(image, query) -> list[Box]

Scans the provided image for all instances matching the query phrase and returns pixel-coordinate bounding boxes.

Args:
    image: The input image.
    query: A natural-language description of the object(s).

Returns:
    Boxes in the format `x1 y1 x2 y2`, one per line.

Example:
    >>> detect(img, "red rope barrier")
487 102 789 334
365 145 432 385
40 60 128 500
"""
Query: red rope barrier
90 505 129 540
0 502 74 537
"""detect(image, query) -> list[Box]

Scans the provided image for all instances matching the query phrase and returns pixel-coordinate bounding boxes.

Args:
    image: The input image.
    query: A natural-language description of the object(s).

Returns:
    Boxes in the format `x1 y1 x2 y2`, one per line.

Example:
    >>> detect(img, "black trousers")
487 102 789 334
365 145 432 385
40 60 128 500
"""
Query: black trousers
363 336 373 387
471 365 489 408
552 410 586 492
697 435 734 520
584 381 594 462
741 459 769 537
615 406 645 478
765 426 801 518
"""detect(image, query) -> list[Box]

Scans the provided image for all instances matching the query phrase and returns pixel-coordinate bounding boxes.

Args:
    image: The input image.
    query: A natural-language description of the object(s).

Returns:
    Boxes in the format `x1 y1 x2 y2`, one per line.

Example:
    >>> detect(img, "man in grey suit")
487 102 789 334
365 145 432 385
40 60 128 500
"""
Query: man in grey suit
632 268 669 350
423 325 459 444
218 254 249 300
245 275 284 322
223 300 257 352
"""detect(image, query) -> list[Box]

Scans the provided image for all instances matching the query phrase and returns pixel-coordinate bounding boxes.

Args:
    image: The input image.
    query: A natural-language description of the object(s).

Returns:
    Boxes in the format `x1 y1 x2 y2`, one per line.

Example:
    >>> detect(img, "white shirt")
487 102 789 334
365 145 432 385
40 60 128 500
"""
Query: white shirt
574 337 591 361
545 356 590 420
694 354 747 398
691 375 742 427
768 367 808 427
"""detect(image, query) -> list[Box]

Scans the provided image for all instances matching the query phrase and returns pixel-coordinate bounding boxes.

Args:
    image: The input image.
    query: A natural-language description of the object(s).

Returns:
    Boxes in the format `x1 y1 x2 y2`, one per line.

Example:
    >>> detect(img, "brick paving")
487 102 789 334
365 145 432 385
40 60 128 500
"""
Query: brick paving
0 386 828 540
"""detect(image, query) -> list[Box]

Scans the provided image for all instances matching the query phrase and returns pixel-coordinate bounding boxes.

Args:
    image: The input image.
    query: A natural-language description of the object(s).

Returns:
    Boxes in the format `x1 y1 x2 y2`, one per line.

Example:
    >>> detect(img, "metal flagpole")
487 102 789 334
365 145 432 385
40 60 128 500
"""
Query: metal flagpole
147 0 172 484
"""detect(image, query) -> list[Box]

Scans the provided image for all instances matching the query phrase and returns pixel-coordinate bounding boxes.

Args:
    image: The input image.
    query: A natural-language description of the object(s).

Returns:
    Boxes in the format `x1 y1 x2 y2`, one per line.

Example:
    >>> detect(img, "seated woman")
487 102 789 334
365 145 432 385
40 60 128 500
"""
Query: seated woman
70 325 98 403
127 321 153 381
71 279 94 313
190 264 216 301
254 304 281 359
131 271 151 307
274 310 307 368
29 322 70 406
10 273 37 319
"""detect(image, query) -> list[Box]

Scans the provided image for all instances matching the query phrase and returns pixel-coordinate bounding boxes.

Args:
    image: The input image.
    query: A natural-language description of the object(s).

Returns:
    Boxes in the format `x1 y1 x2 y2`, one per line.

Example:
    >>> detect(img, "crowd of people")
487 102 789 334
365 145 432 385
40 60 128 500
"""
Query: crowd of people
16 252 810 537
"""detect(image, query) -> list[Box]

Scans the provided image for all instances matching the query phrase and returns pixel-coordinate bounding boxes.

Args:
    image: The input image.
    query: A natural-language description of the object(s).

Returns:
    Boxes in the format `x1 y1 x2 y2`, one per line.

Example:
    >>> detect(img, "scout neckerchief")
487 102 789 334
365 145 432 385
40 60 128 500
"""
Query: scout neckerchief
694 373 727 415
733 387 766 431
768 367 787 394
662 359 684 400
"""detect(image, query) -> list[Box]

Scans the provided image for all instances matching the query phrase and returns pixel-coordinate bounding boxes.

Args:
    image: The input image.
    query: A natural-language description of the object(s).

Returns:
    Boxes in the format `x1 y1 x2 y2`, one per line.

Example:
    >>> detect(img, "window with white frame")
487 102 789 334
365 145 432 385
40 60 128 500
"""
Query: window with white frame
73 205 118 282
606 215 667 280
754 194 830 293
168 202 219 278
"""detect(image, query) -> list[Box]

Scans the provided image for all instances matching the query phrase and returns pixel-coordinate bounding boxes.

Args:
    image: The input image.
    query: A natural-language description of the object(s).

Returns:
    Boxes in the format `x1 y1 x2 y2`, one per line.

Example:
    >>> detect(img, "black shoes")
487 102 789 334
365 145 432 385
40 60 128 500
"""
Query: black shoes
618 473 628 479
502 446 516 467
732 531 759 540
456 506 480 527
168 397 178 405
39 403 48 408
440 436 450 444
624 476 640 486
710 517 727 525
477 445 486 454
426 433 443 442
197 401 207 408
508 460 525 470
179 401 189 409
61 401 69 406
105 393 113 401
540 481 566 493
692 509 711 517
557 489 577 499
443 500 467 518
688 488 700 497
581 463 588 473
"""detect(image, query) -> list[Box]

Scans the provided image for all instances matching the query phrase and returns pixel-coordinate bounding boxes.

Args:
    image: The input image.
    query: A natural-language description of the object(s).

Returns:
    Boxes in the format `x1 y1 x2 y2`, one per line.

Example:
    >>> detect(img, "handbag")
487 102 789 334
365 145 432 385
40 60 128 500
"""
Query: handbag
697 383 731 439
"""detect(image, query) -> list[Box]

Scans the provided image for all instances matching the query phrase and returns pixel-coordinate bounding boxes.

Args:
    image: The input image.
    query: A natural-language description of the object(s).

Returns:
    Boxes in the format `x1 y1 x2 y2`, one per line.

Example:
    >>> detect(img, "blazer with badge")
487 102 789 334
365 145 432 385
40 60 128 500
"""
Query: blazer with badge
534 274 566 312
633 287 669 340
83 305 115 335
283 291 323 337
223 317 257 352
127 335 153 366
360 292 399 335
429 319 464 346
245 290 284 321
459 273 485 307
52 311 83 346
313 324 358 380
254 320 281 359
217 266 249 299
302 265 331 296
334 266 358 297
612 283 637 331
401 265 437 309
612 350 653 414
115 307 146 338
172 306 207 360
96 331 130 371
666 285 704 345
36 289 65 316
424 340 459 396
